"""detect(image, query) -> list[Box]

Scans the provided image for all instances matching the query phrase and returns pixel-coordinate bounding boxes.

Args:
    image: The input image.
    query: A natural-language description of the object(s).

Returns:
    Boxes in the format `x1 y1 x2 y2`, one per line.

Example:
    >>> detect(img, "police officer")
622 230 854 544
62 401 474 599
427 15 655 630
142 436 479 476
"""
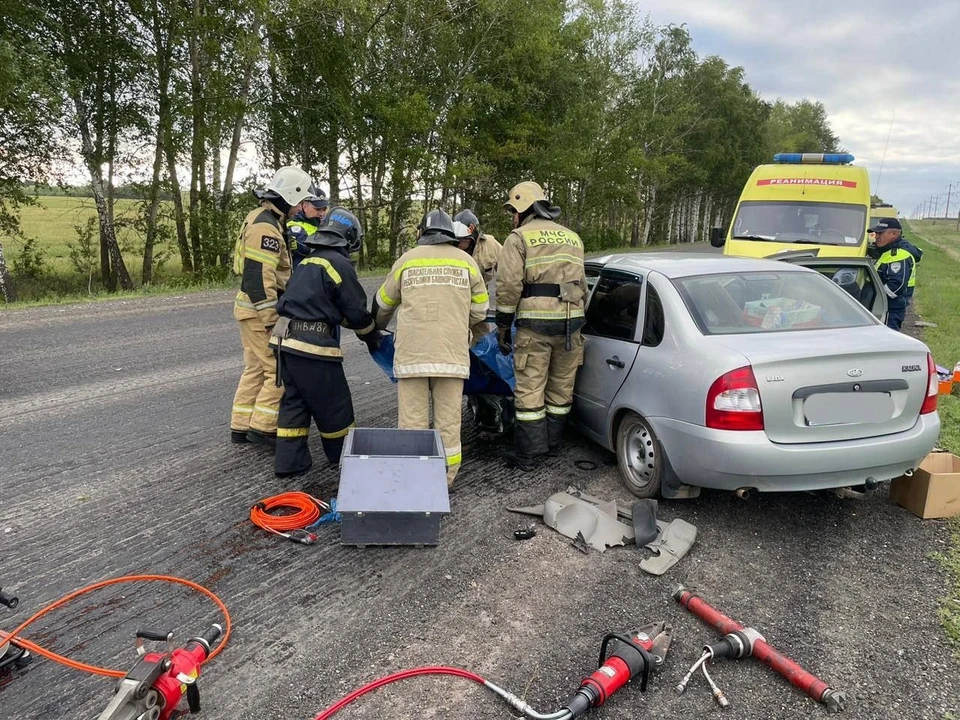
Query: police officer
867 217 923 331
374 209 489 487
272 208 381 476
231 166 323 447
287 189 330 269
496 181 586 472
454 209 502 285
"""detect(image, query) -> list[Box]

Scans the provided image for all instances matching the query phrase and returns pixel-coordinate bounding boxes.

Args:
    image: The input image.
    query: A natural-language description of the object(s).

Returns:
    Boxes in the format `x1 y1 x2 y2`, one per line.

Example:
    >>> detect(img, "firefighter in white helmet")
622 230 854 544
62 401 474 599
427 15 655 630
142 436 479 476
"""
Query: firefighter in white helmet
230 166 322 448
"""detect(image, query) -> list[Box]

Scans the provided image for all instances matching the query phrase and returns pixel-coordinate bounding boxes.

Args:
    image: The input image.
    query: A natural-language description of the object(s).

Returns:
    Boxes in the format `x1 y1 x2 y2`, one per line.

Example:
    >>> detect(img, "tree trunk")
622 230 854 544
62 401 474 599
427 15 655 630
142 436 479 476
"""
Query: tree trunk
74 95 133 291
142 124 165 284
641 184 657 246
222 17 261 212
188 0 205 272
0 242 17 302
327 132 340 203
164 138 192 274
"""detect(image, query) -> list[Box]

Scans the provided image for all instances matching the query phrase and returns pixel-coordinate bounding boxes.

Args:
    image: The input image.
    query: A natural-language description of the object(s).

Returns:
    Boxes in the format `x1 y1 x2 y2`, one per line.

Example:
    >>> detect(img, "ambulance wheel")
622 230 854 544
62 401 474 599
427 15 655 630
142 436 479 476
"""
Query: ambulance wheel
615 412 661 498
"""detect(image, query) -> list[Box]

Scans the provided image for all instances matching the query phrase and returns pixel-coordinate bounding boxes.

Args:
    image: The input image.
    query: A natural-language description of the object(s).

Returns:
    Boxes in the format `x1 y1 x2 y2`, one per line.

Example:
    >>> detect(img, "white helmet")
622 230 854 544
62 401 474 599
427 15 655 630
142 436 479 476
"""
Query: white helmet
452 221 471 239
258 166 319 207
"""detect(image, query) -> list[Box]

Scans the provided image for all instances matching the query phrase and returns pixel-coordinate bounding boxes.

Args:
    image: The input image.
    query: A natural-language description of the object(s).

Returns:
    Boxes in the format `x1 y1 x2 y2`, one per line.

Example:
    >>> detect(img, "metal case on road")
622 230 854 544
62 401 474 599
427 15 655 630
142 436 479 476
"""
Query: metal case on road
337 428 450 546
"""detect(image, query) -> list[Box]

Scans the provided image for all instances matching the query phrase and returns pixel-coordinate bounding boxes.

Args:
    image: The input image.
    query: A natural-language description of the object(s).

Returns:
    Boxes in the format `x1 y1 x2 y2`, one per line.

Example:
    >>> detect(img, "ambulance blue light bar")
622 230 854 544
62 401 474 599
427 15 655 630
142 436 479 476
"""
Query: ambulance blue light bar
773 153 855 165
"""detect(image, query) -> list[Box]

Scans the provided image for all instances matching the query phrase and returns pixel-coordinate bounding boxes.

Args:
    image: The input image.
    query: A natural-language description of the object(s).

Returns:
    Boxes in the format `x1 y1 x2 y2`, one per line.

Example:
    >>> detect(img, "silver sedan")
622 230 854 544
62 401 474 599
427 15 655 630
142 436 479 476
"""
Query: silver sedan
571 253 940 498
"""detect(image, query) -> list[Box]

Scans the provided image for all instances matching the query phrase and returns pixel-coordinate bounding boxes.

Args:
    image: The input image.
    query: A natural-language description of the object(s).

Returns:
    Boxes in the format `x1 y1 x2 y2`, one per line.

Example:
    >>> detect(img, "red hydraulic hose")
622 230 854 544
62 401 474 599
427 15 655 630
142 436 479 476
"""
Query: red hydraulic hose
674 586 844 712
312 666 487 720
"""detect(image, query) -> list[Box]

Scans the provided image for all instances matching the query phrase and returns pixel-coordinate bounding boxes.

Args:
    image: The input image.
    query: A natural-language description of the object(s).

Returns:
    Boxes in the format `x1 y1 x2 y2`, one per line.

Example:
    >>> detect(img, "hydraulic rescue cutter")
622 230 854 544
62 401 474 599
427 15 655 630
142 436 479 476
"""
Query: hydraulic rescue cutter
97 624 223 720
0 585 32 672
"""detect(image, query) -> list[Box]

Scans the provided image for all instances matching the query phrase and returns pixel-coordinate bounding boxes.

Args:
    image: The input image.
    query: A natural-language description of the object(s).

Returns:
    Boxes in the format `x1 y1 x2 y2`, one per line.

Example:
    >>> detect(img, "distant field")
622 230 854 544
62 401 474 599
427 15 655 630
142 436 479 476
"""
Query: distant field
7 195 177 278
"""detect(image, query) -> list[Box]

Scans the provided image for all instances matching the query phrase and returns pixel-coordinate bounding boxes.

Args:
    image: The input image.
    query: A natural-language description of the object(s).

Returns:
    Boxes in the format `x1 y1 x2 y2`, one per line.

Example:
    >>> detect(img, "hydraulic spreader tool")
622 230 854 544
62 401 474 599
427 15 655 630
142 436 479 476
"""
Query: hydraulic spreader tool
674 585 846 713
311 622 673 720
0 584 32 672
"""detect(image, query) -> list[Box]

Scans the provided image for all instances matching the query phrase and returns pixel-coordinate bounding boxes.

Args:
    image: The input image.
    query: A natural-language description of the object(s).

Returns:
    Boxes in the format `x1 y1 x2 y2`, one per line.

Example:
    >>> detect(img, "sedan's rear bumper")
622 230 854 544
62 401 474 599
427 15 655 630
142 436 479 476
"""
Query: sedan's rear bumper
654 413 940 492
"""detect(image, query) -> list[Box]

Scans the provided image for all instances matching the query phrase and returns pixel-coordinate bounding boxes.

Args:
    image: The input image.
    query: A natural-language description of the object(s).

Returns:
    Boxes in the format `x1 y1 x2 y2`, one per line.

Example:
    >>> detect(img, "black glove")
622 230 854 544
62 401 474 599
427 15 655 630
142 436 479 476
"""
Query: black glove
359 329 382 353
496 325 512 355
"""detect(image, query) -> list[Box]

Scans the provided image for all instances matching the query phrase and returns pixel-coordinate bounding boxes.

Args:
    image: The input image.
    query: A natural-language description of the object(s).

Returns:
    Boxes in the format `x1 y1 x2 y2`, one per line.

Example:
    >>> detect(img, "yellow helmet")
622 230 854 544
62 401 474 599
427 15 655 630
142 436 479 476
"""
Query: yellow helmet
503 181 546 214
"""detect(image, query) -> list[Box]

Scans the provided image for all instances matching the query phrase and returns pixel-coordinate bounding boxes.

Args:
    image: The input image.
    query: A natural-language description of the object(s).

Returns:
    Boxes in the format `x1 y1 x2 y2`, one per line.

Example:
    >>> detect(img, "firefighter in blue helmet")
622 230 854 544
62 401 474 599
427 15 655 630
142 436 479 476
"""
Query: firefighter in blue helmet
866 217 923 331
286 188 330 269
271 208 381 476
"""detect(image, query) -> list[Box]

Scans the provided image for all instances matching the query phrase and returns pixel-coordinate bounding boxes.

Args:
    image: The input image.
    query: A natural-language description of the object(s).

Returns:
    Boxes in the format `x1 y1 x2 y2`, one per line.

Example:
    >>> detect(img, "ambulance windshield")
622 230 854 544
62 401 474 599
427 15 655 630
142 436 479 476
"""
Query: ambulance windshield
731 201 866 247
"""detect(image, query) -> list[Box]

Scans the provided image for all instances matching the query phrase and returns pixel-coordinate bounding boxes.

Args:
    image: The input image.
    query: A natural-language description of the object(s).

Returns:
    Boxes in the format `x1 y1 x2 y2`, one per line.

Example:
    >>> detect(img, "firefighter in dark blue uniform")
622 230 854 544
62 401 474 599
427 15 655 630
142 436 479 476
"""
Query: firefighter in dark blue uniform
867 217 923 331
271 208 381 476
286 189 330 269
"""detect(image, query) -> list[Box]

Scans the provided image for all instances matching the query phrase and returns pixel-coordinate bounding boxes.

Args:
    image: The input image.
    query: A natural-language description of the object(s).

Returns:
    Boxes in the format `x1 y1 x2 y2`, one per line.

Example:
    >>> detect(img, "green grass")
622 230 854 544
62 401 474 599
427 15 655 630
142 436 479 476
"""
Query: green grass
904 219 960 649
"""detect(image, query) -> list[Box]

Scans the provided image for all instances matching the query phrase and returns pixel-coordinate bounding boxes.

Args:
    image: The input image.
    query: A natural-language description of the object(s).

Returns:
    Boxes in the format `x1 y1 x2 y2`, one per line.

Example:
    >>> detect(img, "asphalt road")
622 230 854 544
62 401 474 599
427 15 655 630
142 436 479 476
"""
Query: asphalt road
0 248 957 720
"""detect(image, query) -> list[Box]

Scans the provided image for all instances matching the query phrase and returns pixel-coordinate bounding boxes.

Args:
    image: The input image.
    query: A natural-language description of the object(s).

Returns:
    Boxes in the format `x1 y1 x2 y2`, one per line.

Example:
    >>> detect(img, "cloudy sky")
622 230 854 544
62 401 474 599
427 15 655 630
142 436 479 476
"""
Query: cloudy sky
638 0 960 218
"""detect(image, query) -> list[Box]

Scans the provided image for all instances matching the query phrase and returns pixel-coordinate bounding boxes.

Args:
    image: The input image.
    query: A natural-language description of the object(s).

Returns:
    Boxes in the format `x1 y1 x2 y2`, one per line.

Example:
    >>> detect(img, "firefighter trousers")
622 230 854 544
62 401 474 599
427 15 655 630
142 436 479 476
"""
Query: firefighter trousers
512 327 584 459
398 377 464 487
275 353 356 475
231 319 283 434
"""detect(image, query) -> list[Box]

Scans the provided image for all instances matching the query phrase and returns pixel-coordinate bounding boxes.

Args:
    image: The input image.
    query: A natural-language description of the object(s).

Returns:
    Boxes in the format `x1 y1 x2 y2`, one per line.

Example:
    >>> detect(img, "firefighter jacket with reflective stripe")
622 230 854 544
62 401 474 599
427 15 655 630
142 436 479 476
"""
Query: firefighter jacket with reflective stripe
287 219 319 269
474 233 502 285
233 202 291 326
274 246 376 361
872 239 917 308
495 217 586 336
375 244 489 379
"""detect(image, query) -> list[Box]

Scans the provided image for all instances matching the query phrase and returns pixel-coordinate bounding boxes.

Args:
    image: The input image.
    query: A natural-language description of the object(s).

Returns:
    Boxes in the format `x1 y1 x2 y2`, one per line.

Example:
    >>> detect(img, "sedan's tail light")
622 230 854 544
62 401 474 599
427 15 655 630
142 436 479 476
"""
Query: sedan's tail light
706 366 764 431
920 352 938 415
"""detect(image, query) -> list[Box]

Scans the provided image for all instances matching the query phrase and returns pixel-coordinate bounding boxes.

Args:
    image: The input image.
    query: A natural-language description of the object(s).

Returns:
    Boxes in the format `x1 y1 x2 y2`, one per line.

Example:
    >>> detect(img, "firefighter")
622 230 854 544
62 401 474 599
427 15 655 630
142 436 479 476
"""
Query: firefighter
495 181 586 472
374 209 489 487
271 208 381 475
454 209 502 286
286 189 330 269
867 217 923 331
230 166 323 448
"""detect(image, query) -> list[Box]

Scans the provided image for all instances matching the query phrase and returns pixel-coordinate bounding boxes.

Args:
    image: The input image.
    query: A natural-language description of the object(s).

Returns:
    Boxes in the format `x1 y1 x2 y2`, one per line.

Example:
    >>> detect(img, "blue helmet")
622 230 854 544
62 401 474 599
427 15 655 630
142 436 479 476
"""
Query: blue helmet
305 207 363 254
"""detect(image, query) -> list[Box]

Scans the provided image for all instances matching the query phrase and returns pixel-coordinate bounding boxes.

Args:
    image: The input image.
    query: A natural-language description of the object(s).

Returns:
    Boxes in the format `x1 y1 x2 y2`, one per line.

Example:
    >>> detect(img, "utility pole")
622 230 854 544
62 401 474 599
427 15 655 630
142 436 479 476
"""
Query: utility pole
946 183 953 222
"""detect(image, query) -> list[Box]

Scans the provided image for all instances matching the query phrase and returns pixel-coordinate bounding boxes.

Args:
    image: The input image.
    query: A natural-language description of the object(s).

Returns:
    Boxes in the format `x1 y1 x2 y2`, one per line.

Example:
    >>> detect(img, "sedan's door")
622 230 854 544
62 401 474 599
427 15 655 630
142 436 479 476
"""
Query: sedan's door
573 269 644 444
776 256 888 322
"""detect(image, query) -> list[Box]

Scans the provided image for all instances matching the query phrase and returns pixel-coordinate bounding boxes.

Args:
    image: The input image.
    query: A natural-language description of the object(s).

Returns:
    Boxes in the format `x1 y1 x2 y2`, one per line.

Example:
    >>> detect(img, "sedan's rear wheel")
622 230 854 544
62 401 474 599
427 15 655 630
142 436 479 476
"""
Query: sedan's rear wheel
616 411 662 498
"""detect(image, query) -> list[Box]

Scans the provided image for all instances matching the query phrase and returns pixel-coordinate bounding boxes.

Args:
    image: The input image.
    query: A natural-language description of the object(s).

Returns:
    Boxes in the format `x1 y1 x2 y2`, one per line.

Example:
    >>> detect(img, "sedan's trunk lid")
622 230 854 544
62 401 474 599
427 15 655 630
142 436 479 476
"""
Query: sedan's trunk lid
707 327 930 444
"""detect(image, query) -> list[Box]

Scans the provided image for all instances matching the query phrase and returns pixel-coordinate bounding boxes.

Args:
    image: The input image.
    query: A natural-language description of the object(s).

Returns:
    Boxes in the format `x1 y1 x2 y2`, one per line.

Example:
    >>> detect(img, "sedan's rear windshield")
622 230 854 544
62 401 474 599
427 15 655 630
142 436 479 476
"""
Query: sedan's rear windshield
732 201 866 247
673 271 876 335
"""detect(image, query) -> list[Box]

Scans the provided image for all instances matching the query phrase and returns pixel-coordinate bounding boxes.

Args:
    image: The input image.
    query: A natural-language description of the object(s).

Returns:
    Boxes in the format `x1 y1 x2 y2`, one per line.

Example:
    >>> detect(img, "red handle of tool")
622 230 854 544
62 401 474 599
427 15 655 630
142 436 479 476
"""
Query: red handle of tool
675 588 832 707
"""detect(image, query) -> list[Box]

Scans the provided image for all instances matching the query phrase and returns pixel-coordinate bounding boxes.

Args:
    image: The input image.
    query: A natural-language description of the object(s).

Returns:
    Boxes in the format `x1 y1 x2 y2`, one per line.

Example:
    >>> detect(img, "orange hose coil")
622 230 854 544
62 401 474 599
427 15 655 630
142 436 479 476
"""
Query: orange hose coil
250 492 324 533
0 575 231 678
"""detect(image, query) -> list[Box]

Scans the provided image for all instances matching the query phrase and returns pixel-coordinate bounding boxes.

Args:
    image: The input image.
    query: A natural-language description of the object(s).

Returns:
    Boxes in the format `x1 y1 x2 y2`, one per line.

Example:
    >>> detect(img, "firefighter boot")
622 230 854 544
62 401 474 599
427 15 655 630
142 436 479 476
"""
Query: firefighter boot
546 413 567 457
505 416 547 472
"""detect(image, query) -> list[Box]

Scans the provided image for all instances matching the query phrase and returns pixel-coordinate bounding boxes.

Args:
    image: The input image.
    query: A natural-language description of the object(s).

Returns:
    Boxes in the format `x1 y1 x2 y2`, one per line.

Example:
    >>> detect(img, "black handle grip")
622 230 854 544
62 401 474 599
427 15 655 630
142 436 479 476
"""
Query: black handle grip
136 629 174 643
195 623 223 649
606 357 625 369
0 591 19 609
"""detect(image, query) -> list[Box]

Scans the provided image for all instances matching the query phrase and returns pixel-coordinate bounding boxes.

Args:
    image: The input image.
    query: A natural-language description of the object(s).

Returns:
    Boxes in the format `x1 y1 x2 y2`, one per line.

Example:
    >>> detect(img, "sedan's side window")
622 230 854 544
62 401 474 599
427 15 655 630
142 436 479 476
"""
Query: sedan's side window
582 271 642 341
641 283 664 347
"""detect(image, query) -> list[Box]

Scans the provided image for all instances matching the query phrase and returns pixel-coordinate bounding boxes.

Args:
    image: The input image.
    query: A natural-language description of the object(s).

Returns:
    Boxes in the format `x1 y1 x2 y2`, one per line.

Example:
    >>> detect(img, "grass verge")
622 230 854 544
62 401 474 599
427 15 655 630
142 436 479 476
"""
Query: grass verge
905 220 960 649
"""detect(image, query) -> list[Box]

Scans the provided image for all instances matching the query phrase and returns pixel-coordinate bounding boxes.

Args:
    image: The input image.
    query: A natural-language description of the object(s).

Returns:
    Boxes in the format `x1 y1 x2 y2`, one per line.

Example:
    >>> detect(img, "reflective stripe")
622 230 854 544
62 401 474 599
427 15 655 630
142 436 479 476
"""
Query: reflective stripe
280 337 344 358
235 293 257 310
253 299 277 310
253 405 279 416
232 404 254 414
277 427 309 438
379 285 400 307
320 424 354 439
446 452 462 466
517 309 586 320
394 362 469 377
524 254 583 268
357 321 377 335
546 404 572 416
300 257 342 285
496 305 517 314
472 292 489 304
516 408 547 422
395 258 478 281
244 248 280 267
883 285 898 298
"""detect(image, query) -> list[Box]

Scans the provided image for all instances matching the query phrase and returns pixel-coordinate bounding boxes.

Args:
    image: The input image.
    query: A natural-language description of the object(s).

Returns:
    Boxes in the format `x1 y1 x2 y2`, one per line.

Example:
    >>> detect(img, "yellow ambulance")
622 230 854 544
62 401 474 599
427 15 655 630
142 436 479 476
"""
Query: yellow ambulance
712 153 871 258
869 203 900 240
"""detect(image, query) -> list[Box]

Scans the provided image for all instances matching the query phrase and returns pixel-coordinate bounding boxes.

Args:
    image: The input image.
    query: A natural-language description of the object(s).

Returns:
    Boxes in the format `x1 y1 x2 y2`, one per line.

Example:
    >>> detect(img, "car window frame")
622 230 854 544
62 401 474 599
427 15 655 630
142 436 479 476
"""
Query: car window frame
582 268 645 343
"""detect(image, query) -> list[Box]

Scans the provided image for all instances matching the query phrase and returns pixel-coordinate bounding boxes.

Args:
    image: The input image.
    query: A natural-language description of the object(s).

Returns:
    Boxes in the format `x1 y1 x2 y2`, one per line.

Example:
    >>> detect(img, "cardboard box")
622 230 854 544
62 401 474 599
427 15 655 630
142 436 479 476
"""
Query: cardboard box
889 452 960 519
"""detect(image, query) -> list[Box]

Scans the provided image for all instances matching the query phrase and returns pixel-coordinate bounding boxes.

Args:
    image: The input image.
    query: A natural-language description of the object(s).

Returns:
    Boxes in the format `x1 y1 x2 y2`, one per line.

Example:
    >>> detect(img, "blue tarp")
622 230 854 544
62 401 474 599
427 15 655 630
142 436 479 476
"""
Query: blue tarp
370 331 515 396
